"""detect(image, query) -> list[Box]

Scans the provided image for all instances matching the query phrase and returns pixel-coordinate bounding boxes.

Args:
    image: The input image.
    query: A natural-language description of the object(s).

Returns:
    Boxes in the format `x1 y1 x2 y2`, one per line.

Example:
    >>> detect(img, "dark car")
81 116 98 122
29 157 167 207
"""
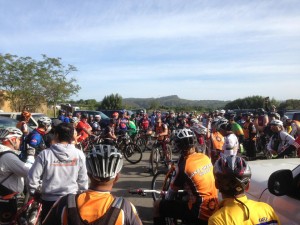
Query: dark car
285 110 300 121
72 110 110 128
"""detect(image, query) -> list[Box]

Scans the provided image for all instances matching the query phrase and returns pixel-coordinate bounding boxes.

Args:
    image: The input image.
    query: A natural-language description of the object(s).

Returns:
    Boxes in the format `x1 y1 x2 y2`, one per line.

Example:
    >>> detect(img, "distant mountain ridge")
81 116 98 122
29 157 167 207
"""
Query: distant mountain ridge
123 95 230 109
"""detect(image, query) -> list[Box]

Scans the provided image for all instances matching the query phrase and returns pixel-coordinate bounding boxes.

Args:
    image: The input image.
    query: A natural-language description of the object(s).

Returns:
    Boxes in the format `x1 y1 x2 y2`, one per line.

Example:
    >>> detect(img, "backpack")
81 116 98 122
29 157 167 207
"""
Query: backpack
67 194 124 225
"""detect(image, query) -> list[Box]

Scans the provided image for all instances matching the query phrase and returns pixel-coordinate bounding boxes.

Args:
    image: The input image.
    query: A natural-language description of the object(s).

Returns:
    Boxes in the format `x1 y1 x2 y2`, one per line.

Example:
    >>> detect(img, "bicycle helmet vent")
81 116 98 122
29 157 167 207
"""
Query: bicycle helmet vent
214 155 251 195
86 144 123 181
174 128 196 152
38 116 52 126
0 127 23 140
217 118 229 130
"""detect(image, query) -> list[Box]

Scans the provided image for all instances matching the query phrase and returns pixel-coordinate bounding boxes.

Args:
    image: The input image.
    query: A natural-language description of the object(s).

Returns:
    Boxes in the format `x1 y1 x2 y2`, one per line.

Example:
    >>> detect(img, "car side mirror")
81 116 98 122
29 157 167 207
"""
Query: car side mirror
268 169 293 196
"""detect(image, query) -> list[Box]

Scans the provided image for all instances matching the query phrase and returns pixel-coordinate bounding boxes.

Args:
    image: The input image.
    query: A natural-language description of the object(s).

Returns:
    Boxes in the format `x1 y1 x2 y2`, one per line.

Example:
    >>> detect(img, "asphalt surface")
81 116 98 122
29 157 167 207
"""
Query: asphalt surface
112 150 178 225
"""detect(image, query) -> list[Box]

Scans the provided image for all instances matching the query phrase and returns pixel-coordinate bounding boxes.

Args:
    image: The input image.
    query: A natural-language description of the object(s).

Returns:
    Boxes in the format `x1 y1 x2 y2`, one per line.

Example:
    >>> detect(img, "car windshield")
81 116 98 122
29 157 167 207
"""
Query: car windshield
0 117 17 129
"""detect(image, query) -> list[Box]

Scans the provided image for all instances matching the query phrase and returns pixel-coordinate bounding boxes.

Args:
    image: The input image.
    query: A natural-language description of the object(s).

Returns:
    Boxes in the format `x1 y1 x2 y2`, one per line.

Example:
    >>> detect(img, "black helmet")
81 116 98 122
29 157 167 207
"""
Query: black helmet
214 155 251 196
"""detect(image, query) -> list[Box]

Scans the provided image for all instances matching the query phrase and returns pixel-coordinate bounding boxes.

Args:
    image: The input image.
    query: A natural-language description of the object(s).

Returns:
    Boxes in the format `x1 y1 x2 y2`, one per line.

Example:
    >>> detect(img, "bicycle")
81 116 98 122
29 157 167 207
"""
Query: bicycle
135 129 152 152
115 132 143 164
0 192 42 225
150 138 173 175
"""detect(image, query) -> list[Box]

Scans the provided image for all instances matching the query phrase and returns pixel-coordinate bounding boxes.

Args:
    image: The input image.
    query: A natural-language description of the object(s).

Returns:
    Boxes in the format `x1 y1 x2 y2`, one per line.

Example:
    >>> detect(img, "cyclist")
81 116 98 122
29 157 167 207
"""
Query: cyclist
153 128 218 225
43 144 142 225
16 111 32 156
92 114 102 135
23 116 52 163
207 118 224 164
267 119 295 158
76 113 93 143
228 114 244 153
208 155 280 225
242 112 257 160
154 117 170 162
102 118 118 144
117 110 129 135
0 127 31 224
217 119 239 157
27 123 88 221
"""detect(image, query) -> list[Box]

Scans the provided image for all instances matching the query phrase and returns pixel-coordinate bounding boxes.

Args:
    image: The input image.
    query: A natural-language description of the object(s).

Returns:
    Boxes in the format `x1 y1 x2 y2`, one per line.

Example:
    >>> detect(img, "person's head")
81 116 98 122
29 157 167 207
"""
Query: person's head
51 118 62 132
270 119 284 133
229 114 236 123
20 111 31 122
174 128 196 154
81 113 88 121
86 144 123 186
211 118 220 131
112 112 119 119
37 116 52 133
54 122 74 144
245 112 253 122
155 117 162 126
0 127 23 150
119 109 126 117
94 114 101 122
109 118 117 127
68 112 73 117
269 112 280 121
219 109 226 116
217 118 231 135
214 155 251 197
257 108 265 116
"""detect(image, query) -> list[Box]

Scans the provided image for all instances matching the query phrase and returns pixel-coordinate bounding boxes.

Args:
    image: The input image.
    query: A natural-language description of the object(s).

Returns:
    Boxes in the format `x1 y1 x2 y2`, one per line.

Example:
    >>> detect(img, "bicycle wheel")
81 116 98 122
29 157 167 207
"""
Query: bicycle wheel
151 171 172 201
163 144 173 168
150 148 160 175
123 143 143 164
136 137 147 152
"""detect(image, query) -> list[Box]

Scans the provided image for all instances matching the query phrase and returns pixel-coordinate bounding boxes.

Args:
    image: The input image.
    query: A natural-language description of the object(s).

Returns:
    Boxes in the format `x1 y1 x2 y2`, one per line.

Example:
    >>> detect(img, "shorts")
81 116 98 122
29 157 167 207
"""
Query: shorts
159 199 208 225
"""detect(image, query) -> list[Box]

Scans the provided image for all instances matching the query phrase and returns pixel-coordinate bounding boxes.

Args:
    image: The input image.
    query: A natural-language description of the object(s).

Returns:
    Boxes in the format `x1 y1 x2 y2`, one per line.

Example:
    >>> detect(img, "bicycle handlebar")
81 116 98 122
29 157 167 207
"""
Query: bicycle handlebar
128 189 185 196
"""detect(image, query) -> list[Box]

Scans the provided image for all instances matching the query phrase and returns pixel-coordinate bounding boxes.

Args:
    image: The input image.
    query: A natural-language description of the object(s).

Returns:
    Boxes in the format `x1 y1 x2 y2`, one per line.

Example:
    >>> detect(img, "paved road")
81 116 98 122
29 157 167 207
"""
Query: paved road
112 150 178 225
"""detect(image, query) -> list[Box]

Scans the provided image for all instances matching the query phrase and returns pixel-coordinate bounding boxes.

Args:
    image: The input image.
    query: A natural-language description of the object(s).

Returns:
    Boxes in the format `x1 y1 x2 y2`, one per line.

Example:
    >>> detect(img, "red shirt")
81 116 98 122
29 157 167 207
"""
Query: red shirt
76 121 92 142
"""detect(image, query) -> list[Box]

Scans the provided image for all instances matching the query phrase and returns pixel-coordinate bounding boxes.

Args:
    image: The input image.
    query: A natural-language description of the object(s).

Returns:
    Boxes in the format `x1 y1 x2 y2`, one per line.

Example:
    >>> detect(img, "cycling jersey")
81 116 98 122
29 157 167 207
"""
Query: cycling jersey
171 153 218 221
230 122 244 137
118 118 129 131
76 121 92 142
155 124 168 141
208 195 281 225
43 191 142 225
211 132 224 151
139 118 150 131
242 121 256 140
267 131 295 154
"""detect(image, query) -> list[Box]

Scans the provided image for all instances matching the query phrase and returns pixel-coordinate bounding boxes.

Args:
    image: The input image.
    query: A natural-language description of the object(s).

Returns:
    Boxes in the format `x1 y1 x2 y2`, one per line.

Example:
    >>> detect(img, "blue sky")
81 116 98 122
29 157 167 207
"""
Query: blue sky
1 0 300 101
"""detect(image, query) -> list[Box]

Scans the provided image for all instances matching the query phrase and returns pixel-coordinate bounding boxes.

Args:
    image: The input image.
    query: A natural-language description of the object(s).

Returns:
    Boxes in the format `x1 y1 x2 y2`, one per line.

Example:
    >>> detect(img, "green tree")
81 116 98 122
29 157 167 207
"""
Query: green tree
224 95 279 110
0 53 80 114
100 93 123 109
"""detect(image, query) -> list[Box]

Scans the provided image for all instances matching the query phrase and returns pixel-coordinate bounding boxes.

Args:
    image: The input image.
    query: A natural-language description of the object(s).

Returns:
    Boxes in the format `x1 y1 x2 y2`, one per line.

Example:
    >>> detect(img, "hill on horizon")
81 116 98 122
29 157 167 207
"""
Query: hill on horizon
123 95 230 109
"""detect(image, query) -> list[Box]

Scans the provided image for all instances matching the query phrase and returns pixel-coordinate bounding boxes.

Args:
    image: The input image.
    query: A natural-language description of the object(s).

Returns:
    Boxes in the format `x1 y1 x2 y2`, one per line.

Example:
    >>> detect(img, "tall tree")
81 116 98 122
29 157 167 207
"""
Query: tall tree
0 53 80 114
100 93 123 109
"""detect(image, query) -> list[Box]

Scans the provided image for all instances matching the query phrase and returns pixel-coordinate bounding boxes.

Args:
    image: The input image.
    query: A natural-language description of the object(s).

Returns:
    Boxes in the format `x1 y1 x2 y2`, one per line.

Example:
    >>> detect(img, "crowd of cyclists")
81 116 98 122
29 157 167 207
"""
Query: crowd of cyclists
0 105 299 224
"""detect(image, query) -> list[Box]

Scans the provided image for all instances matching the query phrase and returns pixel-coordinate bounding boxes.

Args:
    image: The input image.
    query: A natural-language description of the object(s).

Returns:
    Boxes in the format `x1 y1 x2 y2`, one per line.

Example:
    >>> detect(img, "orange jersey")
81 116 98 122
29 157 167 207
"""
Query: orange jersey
44 191 142 225
171 153 218 221
211 132 224 151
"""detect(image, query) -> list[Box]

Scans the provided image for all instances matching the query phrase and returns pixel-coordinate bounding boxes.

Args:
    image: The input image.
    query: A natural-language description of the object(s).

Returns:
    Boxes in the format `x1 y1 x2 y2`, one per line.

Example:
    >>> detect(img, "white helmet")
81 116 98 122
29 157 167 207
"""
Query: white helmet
217 118 229 130
0 127 23 140
38 116 52 127
175 128 195 139
86 144 123 181
270 119 283 127
191 124 207 135
220 109 226 114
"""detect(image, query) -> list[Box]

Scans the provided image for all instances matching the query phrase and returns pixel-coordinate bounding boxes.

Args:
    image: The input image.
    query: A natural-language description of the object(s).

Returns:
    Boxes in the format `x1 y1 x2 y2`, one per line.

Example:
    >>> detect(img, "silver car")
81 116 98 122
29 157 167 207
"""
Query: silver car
246 159 300 225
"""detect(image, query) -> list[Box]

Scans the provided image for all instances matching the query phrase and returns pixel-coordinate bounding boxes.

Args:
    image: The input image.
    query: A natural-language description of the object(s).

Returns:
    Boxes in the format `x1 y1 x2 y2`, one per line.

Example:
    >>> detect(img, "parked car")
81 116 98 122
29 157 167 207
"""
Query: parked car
246 159 300 224
0 116 19 129
285 110 300 121
0 112 46 129
72 110 110 128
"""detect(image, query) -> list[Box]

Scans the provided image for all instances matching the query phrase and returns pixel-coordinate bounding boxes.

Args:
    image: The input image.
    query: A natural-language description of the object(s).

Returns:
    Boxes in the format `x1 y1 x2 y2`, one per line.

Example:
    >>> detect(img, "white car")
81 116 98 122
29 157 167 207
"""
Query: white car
0 112 46 128
246 159 300 225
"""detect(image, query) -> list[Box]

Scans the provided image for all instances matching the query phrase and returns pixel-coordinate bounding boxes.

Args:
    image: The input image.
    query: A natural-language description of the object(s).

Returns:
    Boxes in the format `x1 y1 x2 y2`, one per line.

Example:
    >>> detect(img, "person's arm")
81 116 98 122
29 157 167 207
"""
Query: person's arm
77 151 89 191
3 153 30 177
27 153 44 193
